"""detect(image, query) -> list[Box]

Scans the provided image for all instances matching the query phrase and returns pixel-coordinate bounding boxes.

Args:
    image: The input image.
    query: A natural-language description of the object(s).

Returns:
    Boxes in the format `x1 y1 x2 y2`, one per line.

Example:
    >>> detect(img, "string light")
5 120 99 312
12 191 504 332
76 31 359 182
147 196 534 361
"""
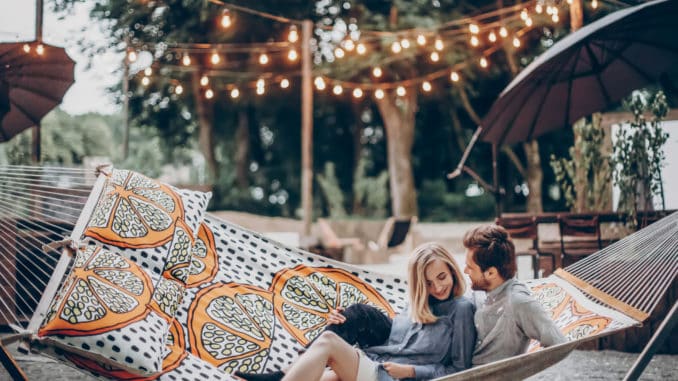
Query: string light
259 53 269 65
280 78 290 88
512 37 521 48
36 44 44 55
470 35 479 47
546 6 553 15
288 49 298 61
256 86 265 95
144 67 152 76
592 0 598 9
469 24 480 34
200 75 209 86
391 41 402 53
211 52 221 65
422 81 432 92
536 4 543 14
127 50 137 62
450 71 460 82
335 47 345 58
182 54 191 66
230 88 240 98
333 84 343 95
434 38 444 51
314 76 326 90
372 67 383 78
488 31 497 42
499 27 508 38
374 89 385 99
567 0 573 4
396 86 406 97
141 76 150 86
256 78 265 88
220 9 232 28
288 25 298 43
480 57 489 68
175 84 184 95
352 88 363 98
416 34 426 46
343 39 355 51
430 51 440 62
525 17 533 27
205 89 214 99
22 44 30 53
356 43 366 55
520 9 528 21
400 38 411 49
552 13 559 22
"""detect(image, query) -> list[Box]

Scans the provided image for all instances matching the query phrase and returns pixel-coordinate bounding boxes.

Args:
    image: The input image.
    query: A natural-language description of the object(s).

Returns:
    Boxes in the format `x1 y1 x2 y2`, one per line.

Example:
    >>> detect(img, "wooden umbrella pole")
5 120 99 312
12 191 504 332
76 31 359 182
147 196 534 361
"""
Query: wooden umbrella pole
0 341 28 381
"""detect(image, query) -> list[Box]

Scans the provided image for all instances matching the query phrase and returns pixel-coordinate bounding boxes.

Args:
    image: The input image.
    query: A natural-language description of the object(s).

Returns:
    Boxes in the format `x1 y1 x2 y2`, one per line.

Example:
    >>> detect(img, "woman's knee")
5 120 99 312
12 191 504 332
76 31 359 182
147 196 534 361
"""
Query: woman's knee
314 331 341 348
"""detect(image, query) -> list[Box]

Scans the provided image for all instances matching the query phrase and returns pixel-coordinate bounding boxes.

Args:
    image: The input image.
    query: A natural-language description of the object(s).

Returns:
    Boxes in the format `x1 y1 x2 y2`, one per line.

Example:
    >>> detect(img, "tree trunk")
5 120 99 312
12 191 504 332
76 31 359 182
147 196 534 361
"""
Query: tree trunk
570 0 588 212
351 103 365 215
376 92 418 218
235 106 250 189
191 71 218 181
523 140 543 212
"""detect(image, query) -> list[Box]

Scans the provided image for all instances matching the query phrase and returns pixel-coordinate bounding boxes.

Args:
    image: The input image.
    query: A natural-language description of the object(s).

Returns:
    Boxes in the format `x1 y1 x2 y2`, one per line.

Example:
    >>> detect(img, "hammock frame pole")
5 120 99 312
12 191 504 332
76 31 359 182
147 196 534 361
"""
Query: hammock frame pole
0 340 28 381
622 300 678 381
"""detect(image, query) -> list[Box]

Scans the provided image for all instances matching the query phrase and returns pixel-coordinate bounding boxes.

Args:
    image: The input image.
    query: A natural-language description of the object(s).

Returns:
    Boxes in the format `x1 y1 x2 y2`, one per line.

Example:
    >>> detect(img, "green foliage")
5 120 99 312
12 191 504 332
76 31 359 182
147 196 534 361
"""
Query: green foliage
549 115 611 212
317 162 348 218
611 90 669 228
352 157 389 218
418 179 495 221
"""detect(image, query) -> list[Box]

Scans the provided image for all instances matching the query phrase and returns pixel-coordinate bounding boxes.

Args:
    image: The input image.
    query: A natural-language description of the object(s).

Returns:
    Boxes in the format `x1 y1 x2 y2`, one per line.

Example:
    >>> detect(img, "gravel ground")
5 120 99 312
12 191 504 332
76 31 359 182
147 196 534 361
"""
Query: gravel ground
1 344 676 380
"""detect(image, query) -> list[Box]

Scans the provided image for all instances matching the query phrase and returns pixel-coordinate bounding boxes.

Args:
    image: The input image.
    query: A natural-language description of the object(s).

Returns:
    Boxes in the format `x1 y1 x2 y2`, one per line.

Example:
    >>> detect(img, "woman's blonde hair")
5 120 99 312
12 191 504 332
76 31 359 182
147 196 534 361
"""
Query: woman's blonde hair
408 242 466 324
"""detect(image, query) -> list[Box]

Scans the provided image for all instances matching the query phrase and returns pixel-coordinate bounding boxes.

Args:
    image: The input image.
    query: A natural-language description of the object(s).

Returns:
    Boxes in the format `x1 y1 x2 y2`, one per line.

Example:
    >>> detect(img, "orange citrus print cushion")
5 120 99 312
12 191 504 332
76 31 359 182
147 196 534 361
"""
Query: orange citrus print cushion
39 245 153 337
271 265 395 346
188 282 274 373
185 222 218 288
65 319 188 380
84 169 185 249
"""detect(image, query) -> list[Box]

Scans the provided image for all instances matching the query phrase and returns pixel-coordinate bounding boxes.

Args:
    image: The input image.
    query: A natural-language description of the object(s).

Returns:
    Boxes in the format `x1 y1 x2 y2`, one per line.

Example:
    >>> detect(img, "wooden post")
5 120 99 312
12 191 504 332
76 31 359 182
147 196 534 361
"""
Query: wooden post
31 0 43 164
122 37 130 160
0 343 28 381
301 20 313 239
492 143 502 216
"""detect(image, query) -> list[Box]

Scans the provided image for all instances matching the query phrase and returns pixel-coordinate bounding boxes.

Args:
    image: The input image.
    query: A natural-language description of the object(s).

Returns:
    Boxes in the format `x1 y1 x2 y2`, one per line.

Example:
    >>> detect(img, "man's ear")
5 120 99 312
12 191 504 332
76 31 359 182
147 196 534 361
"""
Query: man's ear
484 266 499 279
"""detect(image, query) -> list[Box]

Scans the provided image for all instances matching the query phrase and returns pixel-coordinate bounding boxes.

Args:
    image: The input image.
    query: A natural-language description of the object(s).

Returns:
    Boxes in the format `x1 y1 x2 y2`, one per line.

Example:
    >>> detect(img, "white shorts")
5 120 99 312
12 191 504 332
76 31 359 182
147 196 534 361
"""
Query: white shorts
355 349 378 381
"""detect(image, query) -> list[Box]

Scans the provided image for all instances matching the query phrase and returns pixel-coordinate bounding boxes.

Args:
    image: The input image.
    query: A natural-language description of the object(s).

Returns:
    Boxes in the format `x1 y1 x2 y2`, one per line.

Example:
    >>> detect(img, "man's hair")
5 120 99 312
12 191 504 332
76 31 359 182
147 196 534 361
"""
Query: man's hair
462 224 516 280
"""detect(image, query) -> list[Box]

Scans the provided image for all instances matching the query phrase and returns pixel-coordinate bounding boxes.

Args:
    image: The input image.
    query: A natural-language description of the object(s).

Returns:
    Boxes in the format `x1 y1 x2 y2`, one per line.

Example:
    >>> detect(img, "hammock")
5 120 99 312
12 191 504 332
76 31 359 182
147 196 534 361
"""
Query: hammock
0 165 675 381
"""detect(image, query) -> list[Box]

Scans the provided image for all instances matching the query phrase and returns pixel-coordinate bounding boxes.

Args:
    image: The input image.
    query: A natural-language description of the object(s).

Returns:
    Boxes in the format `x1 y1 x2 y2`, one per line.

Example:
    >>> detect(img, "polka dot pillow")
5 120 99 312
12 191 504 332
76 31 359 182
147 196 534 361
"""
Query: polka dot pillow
38 245 180 375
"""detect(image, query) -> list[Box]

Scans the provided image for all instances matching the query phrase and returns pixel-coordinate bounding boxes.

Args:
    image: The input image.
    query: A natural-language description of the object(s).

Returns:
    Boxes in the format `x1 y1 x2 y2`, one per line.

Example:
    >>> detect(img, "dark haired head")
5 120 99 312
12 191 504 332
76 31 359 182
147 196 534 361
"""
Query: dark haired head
462 224 516 280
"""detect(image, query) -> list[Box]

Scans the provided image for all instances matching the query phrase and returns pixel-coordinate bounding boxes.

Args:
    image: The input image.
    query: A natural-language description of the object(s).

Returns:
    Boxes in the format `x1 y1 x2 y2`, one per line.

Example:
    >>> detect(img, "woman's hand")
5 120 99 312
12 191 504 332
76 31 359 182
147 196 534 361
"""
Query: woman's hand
326 307 346 325
382 362 415 379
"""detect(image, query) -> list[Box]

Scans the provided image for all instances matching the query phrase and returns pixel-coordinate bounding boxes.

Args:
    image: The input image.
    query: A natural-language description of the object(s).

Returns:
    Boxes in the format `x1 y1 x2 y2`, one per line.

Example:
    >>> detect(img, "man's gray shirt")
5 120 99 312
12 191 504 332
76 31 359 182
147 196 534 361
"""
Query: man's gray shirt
472 278 566 366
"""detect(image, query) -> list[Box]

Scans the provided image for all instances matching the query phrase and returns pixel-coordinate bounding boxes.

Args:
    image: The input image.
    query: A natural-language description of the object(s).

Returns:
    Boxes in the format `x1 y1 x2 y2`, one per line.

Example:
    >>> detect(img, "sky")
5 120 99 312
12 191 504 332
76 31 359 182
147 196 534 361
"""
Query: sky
0 1 119 115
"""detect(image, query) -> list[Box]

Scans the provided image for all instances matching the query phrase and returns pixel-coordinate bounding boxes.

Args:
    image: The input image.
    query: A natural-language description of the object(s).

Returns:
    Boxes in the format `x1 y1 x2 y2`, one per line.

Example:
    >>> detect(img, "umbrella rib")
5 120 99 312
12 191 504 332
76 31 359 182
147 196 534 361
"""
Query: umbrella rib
10 99 42 126
584 44 613 106
495 77 546 145
589 40 655 85
562 46 585 129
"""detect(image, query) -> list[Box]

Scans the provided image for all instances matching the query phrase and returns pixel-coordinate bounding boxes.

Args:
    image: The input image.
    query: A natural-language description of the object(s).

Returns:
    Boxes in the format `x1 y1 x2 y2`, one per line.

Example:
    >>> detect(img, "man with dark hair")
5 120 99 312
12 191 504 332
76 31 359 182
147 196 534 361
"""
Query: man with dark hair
463 224 565 366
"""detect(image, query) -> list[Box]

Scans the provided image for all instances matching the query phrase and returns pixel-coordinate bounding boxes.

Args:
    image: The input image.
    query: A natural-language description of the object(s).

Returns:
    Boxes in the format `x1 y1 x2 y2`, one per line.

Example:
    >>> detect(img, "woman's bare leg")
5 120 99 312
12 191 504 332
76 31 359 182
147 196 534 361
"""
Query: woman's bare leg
319 370 340 381
281 331 359 381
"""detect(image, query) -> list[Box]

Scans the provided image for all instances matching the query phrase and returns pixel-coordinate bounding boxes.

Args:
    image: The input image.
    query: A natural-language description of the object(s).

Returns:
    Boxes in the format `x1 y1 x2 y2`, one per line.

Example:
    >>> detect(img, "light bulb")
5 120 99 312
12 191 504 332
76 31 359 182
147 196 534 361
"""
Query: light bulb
205 89 214 99
333 85 343 95
480 57 488 68
536 4 543 14
375 89 385 99
288 26 299 43
592 0 598 9
141 76 150 86
182 54 191 66
256 86 265 95
552 14 559 23
526 17 533 27
144 67 152 76
488 31 497 42
434 38 444 51
288 49 298 61
450 71 460 82
513 37 521 48
335 47 345 58
499 27 508 38
211 53 220 65
175 84 184 95
400 38 410 49
396 86 406 97
520 9 528 21
469 24 480 34
200 75 209 86
22 44 30 53
127 50 137 62
417 34 426 46
391 41 402 53
280 78 290 88
344 39 355 51
221 9 232 28
314 76 326 90
470 36 479 47
256 78 265 88
373 67 383 78
356 43 366 55
352 88 363 98
422 81 432 92
430 52 440 62
230 88 240 98
259 53 269 65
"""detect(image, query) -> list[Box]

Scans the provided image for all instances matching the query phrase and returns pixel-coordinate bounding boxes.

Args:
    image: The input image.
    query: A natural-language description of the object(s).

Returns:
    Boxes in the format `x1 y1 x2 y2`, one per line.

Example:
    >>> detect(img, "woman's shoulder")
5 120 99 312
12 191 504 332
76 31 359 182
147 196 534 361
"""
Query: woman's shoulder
451 296 476 317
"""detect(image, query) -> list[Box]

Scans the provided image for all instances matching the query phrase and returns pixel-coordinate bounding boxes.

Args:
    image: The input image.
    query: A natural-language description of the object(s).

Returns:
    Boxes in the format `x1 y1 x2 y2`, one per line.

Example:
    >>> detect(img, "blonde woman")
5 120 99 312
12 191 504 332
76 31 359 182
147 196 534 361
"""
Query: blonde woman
236 242 475 381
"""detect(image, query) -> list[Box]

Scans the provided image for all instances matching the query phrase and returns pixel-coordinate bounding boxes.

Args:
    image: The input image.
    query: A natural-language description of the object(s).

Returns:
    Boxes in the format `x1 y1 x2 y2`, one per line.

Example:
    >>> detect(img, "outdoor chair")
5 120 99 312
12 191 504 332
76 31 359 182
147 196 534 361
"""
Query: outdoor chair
367 216 417 261
314 218 364 261
495 216 555 279
558 214 602 267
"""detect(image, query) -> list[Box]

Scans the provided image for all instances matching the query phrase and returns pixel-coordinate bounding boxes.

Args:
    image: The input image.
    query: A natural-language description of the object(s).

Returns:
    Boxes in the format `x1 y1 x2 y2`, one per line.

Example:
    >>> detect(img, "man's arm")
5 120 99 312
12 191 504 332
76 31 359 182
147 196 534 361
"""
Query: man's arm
515 297 566 347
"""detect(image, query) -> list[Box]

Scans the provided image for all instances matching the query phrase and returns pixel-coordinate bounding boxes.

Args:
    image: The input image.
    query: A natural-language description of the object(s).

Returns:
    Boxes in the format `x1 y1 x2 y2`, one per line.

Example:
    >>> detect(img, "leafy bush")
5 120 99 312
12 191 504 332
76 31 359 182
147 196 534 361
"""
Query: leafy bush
418 179 495 222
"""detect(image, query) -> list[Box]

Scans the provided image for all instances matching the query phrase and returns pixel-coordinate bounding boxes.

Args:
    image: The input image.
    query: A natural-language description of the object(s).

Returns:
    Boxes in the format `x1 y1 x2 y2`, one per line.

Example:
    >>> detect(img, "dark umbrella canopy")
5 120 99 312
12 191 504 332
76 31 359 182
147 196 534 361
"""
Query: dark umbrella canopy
480 0 678 146
0 41 75 142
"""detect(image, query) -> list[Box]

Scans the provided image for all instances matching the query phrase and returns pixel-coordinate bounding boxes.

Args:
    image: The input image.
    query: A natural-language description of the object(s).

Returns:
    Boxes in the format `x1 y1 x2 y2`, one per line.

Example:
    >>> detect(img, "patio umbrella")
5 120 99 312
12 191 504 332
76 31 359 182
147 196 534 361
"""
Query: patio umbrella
0 41 75 142
479 0 678 146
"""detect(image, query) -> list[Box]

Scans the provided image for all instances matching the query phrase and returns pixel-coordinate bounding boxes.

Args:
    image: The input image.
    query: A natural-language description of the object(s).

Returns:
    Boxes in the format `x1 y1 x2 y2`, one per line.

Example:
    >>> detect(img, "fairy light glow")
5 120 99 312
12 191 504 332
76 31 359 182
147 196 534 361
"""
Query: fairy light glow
391 41 402 53
450 71 460 82
488 31 497 42
288 26 299 43
280 78 290 88
434 38 444 51
480 57 489 68
288 49 298 61
375 89 385 99
356 43 367 55
22 44 30 53
469 24 480 34
211 53 221 64
182 54 191 66
396 86 406 96
36 44 44 55
144 67 152 76
344 39 355 51
513 37 521 48
127 50 137 62
335 47 345 58
470 36 479 47
430 51 440 62
333 85 343 95
231 88 240 98
259 53 269 65
352 88 363 98
416 34 426 46
200 75 209 86
499 27 508 38
400 38 411 49
205 89 214 99
220 9 232 28
141 76 150 86
422 81 432 92
314 76 326 90
175 84 183 95
372 67 383 78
